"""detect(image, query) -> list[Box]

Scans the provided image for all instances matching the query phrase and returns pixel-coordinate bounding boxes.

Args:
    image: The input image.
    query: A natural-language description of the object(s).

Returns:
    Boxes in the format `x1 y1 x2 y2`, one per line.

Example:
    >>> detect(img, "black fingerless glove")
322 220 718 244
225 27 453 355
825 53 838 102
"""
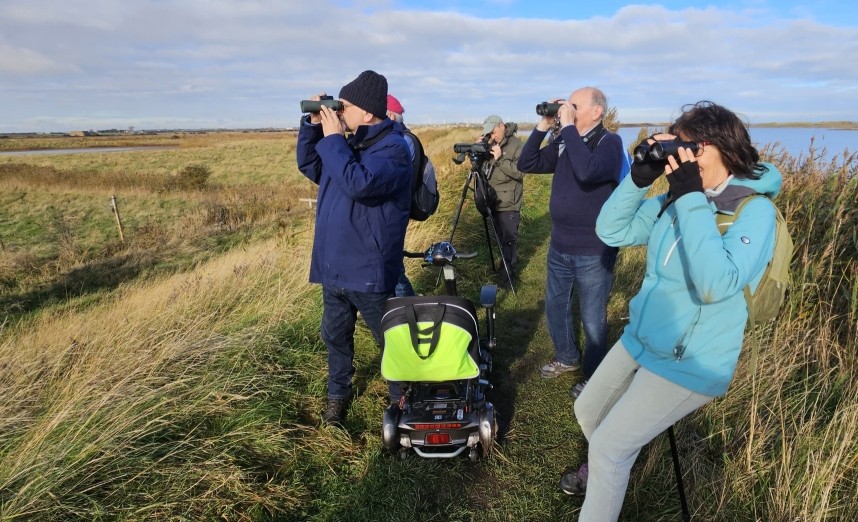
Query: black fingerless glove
667 160 704 199
630 160 667 188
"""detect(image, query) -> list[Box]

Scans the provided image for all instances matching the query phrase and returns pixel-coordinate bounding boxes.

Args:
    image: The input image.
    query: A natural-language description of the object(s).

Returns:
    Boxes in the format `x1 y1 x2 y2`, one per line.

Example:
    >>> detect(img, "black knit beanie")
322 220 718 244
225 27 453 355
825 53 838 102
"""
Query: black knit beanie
338 70 388 119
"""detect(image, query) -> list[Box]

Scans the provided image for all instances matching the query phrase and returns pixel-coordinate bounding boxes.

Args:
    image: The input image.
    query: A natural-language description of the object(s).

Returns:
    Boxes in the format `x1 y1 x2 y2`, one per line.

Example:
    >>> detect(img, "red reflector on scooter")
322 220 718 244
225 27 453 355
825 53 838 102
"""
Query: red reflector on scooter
425 432 451 445
412 423 463 430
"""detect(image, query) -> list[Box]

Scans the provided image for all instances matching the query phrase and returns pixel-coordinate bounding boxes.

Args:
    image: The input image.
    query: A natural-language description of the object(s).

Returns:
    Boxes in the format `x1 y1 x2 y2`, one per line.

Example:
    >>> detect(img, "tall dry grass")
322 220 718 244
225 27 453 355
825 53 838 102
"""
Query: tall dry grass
0 128 461 520
0 232 321 519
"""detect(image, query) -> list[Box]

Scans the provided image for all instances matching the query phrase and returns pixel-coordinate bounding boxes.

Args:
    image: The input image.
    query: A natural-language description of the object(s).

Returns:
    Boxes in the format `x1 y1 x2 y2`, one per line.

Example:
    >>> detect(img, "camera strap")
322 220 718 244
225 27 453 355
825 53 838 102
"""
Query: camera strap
581 123 607 152
554 123 606 157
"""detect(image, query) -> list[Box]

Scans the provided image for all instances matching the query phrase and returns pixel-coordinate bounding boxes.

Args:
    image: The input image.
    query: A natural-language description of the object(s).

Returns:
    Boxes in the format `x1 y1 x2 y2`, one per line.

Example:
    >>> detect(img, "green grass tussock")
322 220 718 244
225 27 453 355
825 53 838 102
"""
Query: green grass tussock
0 130 855 521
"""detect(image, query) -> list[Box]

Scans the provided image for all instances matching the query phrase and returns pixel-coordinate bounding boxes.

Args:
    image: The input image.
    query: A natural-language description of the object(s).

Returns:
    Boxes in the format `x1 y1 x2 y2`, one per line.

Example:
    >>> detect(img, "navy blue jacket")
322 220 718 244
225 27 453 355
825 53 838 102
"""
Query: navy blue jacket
296 116 411 293
517 124 623 256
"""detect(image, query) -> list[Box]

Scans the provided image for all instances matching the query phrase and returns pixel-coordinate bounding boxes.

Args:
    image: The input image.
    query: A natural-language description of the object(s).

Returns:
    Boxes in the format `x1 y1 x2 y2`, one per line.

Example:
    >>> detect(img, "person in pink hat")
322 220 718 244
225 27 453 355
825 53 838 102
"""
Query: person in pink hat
386 94 439 296
386 94 416 297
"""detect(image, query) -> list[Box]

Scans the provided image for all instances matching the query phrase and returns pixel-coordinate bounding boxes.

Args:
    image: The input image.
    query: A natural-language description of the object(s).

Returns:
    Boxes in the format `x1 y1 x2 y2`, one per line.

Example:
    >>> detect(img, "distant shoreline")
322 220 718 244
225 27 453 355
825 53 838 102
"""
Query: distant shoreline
5 121 858 138
618 121 858 130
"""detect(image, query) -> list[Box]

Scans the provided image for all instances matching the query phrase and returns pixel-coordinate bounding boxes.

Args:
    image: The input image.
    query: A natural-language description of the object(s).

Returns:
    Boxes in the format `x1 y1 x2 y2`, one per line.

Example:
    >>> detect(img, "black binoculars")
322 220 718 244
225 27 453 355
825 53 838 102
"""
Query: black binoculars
633 139 699 163
299 95 344 113
536 102 562 117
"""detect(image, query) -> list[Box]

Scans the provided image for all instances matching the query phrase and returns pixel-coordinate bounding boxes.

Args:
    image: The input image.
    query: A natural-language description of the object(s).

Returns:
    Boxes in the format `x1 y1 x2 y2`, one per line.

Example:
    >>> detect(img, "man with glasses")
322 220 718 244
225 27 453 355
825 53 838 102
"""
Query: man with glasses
297 70 411 425
517 86 628 399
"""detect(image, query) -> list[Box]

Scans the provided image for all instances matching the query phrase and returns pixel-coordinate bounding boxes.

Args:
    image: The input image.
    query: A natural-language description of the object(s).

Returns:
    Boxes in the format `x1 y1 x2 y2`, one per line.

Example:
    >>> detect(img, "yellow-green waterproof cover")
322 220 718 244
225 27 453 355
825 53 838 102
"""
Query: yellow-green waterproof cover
381 321 479 382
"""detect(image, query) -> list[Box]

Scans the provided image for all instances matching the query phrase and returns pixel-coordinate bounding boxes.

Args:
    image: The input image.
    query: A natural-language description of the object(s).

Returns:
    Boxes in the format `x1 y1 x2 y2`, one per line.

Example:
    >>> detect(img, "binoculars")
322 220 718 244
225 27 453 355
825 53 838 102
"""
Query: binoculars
299 95 344 113
633 139 699 163
536 102 562 117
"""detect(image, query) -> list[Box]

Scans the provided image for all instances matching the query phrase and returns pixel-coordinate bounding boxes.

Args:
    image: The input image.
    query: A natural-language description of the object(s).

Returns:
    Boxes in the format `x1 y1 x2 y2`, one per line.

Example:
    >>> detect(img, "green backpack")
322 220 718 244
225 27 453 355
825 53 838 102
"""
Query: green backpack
716 195 793 324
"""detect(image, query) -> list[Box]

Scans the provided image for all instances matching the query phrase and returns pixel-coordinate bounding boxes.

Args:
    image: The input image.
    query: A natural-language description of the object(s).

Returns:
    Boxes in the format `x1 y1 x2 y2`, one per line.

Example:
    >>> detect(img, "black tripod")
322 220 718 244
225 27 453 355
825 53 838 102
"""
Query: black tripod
449 147 515 293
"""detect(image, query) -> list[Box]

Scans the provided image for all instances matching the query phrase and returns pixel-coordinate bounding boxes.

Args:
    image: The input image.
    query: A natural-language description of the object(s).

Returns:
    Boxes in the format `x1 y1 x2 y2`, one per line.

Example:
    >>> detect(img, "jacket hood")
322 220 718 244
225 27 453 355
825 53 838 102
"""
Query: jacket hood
497 122 518 147
710 162 782 212
503 122 519 138
729 162 782 199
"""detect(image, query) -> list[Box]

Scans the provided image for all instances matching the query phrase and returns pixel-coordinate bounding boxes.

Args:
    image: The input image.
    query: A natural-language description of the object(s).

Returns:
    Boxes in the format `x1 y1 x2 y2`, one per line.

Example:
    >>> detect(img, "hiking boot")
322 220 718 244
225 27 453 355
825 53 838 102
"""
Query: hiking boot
540 359 580 378
322 398 349 425
560 463 589 496
569 379 589 399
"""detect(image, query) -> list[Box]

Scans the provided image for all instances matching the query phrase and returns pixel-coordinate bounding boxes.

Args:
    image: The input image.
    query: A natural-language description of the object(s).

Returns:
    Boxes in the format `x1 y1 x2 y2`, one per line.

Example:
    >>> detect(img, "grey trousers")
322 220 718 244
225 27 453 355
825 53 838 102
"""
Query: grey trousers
574 341 714 522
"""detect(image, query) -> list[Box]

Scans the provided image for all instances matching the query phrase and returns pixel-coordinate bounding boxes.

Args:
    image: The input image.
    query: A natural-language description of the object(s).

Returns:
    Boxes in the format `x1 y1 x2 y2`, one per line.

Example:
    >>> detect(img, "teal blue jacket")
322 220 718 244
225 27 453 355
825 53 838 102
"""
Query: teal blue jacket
596 163 781 396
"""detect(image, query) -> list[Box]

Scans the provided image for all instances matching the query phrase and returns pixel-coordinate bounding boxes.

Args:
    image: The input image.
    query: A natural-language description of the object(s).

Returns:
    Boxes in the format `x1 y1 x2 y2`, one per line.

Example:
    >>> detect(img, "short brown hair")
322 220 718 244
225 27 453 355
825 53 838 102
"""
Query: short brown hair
668 101 766 179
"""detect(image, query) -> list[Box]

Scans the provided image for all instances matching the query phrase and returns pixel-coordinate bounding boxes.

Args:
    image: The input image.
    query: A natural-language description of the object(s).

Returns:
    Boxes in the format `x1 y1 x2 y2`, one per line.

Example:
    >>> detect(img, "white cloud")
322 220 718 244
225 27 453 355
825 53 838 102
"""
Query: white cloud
0 0 856 132
0 43 82 74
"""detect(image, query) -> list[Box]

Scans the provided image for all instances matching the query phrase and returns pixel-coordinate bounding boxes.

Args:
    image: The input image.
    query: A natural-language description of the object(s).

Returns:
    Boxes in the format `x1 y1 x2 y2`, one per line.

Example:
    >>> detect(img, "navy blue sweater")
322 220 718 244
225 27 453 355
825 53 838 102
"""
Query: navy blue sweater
517 124 622 256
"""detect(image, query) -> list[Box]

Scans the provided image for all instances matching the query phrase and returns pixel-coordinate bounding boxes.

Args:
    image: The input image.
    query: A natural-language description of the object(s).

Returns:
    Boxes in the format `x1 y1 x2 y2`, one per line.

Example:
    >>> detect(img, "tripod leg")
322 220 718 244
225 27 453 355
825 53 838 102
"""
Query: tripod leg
483 216 497 272
448 169 475 244
483 206 515 294
439 169 475 290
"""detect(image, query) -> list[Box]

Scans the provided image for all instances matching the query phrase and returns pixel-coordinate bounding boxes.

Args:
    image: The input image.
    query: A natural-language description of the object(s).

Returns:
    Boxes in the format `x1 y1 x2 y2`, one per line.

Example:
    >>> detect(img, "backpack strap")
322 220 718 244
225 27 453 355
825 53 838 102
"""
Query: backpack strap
353 125 393 151
715 194 769 374
716 194 764 318
403 129 425 194
405 304 446 360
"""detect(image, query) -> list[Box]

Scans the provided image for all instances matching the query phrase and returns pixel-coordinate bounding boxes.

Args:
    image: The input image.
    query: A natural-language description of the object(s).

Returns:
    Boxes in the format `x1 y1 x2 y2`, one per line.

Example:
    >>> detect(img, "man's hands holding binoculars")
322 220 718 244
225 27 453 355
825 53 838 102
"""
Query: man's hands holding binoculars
304 93 345 137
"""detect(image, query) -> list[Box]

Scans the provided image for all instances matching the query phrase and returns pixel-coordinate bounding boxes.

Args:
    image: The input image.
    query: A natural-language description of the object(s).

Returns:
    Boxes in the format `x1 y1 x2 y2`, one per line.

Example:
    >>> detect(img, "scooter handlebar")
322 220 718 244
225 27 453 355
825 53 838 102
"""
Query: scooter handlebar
403 242 477 263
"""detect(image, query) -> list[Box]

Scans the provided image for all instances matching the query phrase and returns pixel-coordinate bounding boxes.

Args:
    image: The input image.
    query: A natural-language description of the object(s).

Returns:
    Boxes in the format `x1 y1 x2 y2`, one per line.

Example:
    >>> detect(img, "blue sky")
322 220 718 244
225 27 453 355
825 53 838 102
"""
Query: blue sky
1 0 857 132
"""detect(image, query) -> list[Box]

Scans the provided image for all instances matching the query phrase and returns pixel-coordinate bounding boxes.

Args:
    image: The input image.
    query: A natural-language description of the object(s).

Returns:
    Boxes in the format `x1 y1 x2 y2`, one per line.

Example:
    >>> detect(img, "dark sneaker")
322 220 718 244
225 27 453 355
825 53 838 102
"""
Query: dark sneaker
540 359 580 378
569 379 589 399
322 398 349 425
560 463 589 496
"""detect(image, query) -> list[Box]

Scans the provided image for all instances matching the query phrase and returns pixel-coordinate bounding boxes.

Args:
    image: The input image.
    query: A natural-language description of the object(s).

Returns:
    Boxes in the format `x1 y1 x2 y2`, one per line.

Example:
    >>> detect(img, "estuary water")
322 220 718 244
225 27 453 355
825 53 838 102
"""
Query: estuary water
615 126 856 158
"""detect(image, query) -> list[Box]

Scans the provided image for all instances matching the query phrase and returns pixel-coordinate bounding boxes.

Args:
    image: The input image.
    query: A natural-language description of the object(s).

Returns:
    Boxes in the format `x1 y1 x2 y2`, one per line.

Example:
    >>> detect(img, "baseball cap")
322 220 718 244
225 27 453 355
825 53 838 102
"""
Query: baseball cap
481 115 503 135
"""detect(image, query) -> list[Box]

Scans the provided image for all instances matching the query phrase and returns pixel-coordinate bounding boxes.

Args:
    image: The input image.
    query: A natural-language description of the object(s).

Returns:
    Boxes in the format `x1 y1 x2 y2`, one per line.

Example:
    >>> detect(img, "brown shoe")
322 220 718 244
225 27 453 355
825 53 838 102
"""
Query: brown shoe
322 398 348 425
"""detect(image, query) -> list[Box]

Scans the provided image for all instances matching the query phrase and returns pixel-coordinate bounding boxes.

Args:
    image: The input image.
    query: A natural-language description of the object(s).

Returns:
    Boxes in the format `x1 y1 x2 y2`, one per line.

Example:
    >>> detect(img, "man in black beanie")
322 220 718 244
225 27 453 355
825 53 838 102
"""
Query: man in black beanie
296 70 411 425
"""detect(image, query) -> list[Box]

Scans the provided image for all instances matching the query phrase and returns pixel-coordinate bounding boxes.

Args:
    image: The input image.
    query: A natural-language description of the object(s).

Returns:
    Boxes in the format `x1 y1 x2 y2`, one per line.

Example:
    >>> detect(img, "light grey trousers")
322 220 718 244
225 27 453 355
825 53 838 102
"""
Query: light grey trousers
574 341 714 522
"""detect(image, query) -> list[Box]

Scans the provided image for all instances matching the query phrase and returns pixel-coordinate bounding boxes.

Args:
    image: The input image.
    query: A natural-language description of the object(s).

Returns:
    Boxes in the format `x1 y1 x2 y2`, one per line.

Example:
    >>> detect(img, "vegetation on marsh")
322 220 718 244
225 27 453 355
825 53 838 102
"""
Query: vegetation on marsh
0 129 855 520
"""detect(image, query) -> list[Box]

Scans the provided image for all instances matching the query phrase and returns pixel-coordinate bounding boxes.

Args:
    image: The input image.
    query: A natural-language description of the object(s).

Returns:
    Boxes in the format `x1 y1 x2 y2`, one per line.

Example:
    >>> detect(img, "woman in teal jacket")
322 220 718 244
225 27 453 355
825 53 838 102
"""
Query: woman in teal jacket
563 101 782 521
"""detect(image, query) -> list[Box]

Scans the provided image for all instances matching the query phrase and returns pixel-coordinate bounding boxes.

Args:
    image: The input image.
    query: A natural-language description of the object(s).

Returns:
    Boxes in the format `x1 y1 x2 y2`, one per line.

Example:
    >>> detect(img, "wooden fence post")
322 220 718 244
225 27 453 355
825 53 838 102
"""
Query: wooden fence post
110 195 125 243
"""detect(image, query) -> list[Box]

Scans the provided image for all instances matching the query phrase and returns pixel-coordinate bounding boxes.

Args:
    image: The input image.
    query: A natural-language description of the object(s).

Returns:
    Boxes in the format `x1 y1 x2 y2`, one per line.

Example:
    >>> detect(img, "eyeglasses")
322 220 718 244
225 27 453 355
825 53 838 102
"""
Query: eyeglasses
695 141 712 157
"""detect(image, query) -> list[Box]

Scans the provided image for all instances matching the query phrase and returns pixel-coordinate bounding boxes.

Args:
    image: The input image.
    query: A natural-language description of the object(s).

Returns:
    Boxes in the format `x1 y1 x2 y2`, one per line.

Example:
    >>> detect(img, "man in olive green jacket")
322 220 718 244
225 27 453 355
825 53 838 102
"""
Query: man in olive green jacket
482 114 524 288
